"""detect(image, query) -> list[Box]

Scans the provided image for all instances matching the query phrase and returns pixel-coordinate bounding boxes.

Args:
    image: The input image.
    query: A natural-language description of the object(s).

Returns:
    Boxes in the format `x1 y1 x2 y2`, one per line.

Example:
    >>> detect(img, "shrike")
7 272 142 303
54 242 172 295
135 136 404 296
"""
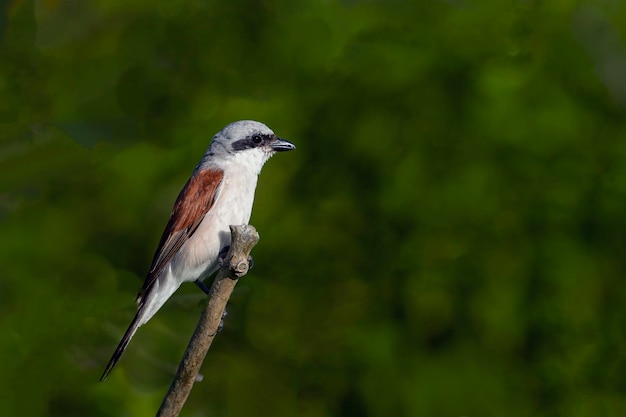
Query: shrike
100 120 295 381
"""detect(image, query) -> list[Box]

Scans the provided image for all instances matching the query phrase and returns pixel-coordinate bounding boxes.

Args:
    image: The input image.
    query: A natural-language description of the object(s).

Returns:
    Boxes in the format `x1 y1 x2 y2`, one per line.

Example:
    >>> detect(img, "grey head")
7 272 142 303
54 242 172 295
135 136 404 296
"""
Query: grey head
201 120 295 172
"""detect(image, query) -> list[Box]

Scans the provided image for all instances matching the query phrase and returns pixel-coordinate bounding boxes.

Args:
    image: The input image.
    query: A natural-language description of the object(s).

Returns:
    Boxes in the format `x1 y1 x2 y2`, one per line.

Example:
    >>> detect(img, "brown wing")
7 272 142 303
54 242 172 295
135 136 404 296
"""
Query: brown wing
137 168 224 303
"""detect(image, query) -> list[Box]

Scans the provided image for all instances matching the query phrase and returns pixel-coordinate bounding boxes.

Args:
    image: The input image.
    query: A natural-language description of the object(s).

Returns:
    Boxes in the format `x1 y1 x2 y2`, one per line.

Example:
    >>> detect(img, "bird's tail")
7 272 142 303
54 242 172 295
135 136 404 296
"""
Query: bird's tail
99 305 145 382
100 274 180 381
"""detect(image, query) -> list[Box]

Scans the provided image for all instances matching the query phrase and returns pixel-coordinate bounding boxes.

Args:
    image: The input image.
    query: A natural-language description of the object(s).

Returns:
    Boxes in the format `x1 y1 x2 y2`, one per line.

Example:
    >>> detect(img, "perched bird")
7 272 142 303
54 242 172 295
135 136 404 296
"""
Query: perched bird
100 120 295 381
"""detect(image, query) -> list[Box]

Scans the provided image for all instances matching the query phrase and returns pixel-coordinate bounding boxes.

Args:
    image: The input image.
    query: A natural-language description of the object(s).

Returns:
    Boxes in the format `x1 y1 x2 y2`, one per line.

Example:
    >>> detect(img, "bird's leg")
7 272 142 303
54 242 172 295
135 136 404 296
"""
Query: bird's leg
217 245 231 267
194 279 211 295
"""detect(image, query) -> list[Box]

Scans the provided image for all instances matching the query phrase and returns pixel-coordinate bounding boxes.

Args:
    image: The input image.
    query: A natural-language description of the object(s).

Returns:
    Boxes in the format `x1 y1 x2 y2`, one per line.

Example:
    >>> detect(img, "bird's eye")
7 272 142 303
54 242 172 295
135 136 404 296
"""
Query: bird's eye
251 134 263 145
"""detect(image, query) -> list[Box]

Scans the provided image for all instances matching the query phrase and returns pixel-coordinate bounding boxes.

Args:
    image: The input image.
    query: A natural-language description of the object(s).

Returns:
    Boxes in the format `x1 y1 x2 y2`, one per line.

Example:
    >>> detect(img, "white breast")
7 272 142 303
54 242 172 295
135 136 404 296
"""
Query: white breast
170 168 259 283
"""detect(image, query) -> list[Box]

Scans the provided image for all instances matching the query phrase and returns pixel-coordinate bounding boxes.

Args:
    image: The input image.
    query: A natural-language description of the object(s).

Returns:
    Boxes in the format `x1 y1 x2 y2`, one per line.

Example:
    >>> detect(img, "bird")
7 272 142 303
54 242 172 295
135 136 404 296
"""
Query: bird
100 120 295 381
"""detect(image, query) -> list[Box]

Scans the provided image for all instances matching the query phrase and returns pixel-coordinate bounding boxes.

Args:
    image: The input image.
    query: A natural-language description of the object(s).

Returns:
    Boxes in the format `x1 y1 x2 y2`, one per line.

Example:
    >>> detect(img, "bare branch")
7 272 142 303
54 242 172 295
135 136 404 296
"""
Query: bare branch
156 224 260 417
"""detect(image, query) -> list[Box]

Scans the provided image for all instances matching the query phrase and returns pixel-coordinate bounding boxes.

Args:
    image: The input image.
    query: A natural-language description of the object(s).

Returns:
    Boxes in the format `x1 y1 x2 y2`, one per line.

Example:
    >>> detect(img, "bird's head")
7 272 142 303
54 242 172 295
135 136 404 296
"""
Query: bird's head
203 120 295 173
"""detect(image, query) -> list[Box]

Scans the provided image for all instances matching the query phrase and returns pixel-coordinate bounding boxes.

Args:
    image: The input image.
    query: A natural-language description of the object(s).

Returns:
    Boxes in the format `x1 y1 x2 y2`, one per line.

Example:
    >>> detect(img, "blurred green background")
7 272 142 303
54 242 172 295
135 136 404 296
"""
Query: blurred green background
2 0 626 416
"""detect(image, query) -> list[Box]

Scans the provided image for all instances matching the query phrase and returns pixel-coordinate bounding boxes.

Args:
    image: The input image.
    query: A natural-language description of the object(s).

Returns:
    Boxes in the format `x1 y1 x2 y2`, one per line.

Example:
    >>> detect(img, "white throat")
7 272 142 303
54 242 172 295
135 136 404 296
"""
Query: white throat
204 149 272 176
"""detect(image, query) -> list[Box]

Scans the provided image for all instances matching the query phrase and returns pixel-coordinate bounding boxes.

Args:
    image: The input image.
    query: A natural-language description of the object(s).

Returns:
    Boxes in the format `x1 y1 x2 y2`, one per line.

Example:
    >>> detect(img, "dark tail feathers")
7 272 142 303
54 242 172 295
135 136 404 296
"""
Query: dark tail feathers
100 307 144 382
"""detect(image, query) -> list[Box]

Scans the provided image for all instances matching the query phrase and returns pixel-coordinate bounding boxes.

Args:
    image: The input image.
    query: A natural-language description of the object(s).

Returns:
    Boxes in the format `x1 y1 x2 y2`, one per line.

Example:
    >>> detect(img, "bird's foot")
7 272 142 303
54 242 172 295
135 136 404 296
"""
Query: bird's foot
217 309 228 333
217 245 231 267
217 246 253 276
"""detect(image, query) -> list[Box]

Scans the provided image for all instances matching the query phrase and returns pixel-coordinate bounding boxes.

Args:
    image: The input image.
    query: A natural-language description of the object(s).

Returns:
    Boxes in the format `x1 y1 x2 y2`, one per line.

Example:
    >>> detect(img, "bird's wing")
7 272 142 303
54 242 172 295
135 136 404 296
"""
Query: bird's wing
137 168 224 304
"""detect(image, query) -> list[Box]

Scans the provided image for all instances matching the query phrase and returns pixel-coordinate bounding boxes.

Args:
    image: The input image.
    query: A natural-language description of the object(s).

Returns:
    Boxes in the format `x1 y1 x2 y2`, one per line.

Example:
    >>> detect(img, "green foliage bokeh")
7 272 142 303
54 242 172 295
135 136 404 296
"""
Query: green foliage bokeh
2 1 626 416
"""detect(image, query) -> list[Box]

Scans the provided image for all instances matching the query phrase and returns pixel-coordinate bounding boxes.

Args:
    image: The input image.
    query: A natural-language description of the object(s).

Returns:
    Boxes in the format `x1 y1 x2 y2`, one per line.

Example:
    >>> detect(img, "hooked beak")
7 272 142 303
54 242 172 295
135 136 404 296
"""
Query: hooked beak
271 136 296 152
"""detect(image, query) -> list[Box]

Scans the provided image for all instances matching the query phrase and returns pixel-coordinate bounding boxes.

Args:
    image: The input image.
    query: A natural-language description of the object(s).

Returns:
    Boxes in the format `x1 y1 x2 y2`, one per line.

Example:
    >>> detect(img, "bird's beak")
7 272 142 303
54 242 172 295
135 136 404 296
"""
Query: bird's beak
271 137 296 152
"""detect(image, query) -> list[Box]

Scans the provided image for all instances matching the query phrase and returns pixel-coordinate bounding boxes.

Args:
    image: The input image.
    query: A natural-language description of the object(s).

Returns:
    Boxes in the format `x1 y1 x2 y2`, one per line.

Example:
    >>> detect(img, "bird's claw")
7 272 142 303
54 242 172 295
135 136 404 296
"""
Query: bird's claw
218 245 230 268
217 309 228 333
